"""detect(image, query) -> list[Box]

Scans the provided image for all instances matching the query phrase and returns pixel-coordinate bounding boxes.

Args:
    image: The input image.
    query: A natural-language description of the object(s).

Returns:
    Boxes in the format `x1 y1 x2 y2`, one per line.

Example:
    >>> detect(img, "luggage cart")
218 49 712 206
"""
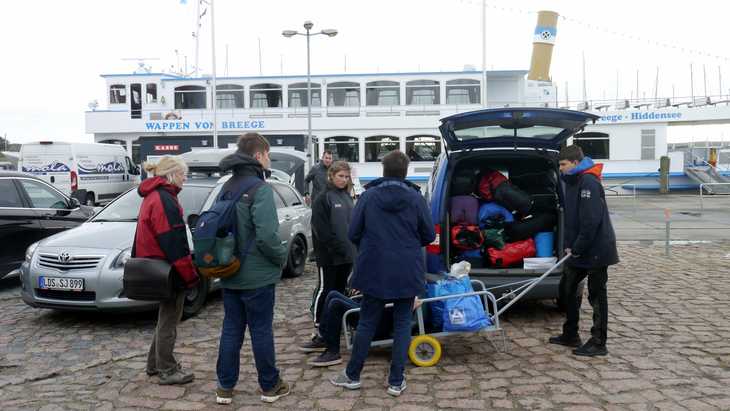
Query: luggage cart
341 254 570 367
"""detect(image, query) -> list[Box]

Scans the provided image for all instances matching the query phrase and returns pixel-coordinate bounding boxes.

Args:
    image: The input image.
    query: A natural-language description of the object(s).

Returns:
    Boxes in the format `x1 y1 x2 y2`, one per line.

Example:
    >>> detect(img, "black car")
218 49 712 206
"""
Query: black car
0 172 95 280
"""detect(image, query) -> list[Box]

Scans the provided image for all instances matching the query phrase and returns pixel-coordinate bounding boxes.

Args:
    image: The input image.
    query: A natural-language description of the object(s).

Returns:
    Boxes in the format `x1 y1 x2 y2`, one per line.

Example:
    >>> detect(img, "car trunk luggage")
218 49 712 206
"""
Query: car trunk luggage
444 152 565 276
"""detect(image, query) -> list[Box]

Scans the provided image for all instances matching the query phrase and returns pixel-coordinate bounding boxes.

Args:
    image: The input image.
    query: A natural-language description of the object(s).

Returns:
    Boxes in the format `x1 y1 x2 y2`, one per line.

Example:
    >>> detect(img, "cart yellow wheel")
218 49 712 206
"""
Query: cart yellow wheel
408 335 442 367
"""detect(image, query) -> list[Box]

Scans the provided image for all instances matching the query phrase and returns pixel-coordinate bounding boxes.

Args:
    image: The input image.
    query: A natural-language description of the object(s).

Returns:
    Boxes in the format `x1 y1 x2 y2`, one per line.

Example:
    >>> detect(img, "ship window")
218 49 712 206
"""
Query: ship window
446 79 480 105
324 136 359 162
146 84 158 103
406 135 441 161
327 82 360 107
641 129 656 160
250 83 282 108
288 82 321 108
217 84 244 108
406 80 440 105
366 81 400 106
174 85 207 109
365 135 400 162
110 84 126 104
573 132 610 160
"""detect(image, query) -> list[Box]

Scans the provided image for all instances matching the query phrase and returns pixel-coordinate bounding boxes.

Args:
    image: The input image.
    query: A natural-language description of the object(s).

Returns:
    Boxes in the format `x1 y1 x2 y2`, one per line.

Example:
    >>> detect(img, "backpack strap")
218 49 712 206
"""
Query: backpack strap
220 175 265 260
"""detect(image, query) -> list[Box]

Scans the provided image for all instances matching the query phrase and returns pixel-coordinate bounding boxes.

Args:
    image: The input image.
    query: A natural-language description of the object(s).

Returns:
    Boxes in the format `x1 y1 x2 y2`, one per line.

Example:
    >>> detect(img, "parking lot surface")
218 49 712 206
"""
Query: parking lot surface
1 239 730 410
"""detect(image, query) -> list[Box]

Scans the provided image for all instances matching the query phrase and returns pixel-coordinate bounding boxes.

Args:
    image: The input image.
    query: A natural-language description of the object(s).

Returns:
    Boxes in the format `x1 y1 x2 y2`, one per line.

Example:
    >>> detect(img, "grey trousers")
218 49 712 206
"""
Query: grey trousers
147 290 186 374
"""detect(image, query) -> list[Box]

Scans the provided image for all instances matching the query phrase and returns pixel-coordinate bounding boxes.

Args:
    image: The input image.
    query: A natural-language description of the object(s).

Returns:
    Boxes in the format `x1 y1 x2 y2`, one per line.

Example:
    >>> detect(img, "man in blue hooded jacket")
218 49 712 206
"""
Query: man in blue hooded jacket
550 145 619 357
329 150 435 397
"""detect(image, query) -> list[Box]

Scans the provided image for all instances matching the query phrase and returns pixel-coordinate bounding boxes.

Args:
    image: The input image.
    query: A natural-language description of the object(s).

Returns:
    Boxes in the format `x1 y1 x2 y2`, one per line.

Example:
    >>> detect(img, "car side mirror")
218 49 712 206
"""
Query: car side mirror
68 198 81 209
187 214 200 228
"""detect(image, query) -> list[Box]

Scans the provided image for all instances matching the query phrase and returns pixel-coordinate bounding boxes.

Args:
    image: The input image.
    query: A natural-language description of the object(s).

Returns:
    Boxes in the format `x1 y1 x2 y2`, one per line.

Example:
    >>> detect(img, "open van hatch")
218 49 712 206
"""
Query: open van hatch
439 108 599 152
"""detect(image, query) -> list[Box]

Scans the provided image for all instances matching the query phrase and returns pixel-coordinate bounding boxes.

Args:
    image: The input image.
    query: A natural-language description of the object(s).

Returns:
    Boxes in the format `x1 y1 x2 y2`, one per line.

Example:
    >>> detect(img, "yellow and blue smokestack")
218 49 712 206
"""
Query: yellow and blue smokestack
528 10 559 81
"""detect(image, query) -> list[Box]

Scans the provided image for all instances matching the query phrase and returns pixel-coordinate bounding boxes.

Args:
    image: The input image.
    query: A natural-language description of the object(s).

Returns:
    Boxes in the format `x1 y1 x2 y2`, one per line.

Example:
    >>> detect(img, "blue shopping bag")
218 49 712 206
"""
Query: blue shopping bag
427 276 491 332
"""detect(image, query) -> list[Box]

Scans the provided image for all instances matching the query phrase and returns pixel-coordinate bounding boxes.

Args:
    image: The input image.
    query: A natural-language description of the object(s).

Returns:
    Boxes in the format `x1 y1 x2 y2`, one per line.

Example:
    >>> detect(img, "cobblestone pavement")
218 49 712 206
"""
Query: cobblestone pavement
1 242 730 410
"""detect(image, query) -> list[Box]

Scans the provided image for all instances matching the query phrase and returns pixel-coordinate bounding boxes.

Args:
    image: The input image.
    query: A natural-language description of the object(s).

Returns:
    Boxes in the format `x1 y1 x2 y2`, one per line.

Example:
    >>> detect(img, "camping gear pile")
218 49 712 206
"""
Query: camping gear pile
450 169 556 268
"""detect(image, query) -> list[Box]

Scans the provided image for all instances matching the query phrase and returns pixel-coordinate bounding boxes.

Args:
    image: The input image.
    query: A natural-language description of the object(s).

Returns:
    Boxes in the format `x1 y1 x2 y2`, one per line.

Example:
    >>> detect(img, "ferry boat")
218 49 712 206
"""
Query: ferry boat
84 12 730 193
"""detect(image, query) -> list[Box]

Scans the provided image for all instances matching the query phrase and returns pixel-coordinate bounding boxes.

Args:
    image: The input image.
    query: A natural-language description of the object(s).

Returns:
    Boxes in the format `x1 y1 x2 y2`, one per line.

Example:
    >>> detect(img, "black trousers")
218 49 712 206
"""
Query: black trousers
560 265 609 345
311 263 352 326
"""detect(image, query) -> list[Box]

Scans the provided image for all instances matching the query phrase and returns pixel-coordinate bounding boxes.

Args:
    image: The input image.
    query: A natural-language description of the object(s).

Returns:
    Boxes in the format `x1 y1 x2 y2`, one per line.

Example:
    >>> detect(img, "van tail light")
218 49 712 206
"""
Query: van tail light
70 171 78 192
426 224 441 254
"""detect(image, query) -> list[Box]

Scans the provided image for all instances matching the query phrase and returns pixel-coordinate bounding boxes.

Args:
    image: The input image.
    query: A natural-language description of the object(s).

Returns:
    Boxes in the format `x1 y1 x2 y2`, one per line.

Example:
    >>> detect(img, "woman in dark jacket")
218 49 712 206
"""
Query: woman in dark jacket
135 156 199 385
301 161 356 352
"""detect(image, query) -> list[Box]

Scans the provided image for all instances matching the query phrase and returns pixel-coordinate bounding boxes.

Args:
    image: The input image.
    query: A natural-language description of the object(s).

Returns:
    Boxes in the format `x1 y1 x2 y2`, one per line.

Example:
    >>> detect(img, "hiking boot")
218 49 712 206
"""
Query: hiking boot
298 335 327 353
329 370 361 390
215 387 233 405
307 350 342 367
548 334 582 348
573 339 608 357
260 379 290 403
158 368 195 385
387 376 407 397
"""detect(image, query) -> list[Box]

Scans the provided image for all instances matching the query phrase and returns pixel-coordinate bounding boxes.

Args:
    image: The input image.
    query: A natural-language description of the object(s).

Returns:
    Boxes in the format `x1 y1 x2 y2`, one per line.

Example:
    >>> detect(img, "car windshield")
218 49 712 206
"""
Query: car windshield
91 185 214 223
453 124 565 141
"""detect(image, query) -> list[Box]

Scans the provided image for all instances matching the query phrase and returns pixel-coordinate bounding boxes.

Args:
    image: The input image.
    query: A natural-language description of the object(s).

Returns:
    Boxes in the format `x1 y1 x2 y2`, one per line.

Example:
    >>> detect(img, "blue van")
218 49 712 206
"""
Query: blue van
425 108 599 302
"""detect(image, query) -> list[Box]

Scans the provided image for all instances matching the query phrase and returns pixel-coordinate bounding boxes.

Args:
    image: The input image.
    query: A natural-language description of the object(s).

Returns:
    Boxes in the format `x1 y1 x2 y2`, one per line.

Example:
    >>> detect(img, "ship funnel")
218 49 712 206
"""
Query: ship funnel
528 10 559 81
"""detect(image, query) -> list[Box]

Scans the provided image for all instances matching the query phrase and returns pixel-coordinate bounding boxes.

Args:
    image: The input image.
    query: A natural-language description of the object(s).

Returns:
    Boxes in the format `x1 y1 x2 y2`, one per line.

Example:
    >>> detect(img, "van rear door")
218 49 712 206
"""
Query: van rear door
439 108 599 153
19 143 73 196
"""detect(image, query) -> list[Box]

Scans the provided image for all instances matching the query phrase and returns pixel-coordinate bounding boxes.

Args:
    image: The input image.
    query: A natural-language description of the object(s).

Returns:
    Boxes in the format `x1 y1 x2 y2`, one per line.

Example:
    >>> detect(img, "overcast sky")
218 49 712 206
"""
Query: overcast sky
1 0 729 144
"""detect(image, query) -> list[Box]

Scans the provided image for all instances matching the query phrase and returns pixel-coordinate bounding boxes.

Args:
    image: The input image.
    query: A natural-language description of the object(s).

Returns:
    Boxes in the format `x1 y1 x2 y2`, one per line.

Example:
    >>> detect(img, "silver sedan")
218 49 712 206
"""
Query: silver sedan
19 175 312 317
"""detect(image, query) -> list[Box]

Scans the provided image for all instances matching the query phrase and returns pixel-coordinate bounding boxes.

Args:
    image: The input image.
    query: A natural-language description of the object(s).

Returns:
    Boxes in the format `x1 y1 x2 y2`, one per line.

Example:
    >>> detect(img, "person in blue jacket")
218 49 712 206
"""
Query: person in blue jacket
550 145 619 357
329 150 435 397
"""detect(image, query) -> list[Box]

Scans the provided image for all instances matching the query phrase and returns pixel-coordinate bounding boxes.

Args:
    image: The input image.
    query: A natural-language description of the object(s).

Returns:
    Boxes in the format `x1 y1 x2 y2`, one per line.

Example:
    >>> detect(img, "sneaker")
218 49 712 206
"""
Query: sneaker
548 334 583 348
573 339 608 357
260 379 290 403
298 335 327 353
216 387 233 405
387 377 407 397
307 350 342 367
329 370 361 390
158 368 195 385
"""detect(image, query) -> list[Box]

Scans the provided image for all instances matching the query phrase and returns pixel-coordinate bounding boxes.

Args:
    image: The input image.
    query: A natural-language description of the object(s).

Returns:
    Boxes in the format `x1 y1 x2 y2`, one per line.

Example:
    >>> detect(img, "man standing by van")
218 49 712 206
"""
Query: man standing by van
329 150 435 396
551 145 619 357
214 133 289 404
304 150 333 204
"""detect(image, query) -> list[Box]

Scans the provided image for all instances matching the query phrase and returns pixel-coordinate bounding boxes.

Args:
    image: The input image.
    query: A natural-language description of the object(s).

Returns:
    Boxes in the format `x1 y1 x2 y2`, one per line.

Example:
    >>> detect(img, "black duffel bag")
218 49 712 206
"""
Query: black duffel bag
505 212 557 242
123 258 174 301
494 182 532 217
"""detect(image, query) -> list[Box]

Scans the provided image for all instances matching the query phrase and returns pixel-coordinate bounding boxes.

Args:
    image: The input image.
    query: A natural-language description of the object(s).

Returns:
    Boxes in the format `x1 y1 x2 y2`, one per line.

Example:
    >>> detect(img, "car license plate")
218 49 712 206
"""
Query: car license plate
38 276 84 291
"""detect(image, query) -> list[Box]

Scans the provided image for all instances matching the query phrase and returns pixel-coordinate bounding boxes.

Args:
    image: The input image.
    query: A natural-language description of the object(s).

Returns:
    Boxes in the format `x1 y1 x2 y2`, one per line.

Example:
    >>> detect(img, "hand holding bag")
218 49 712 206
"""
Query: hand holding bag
122 230 174 301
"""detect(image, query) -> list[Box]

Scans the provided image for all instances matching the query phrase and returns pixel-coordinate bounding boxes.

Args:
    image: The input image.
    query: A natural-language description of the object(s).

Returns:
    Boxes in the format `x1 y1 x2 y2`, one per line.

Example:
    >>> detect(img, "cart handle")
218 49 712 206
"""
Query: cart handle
494 253 571 318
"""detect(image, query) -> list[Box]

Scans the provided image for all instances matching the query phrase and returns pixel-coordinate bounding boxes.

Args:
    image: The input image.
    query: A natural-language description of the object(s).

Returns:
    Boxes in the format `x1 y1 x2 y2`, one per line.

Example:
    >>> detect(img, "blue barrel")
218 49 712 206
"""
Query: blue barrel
534 232 554 257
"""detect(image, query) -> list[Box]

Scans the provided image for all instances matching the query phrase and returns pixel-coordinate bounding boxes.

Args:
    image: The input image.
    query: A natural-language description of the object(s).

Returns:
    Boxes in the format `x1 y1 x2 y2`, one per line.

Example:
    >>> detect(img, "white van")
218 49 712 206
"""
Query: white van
19 141 140 205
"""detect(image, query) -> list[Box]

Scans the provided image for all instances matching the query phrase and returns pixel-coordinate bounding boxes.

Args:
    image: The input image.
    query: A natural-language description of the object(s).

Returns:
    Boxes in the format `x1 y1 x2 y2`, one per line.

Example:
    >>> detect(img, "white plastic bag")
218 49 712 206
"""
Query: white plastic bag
449 260 471 278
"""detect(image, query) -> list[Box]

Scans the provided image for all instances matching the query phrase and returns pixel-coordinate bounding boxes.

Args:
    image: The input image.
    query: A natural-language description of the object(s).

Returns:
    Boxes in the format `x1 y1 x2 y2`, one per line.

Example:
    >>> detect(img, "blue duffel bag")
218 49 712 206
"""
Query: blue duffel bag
427 276 491 332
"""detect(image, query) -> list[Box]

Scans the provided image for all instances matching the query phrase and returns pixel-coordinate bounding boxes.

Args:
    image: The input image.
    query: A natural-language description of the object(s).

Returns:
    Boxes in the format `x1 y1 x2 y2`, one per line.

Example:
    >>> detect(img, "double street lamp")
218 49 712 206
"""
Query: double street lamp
282 21 337 167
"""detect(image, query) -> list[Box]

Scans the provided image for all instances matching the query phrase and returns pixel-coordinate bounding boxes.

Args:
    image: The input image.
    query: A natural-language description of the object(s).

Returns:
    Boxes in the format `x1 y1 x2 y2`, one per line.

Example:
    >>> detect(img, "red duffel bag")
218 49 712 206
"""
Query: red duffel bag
477 170 508 201
451 224 484 250
486 238 536 267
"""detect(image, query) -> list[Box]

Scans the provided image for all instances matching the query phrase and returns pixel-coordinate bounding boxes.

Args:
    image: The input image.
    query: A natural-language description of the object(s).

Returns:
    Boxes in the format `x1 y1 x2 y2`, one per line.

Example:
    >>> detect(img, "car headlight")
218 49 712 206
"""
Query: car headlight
111 247 132 270
25 242 39 261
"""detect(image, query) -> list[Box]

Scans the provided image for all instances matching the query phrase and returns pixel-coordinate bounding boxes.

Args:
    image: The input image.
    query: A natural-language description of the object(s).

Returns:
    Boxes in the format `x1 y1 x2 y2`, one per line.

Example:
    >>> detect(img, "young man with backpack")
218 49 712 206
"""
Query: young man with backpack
212 133 289 404
550 145 619 357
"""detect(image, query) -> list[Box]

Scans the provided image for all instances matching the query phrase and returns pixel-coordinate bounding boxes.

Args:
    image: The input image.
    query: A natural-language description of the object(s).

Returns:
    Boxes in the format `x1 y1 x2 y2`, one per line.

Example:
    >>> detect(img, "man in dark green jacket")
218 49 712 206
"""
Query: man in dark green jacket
214 133 289 405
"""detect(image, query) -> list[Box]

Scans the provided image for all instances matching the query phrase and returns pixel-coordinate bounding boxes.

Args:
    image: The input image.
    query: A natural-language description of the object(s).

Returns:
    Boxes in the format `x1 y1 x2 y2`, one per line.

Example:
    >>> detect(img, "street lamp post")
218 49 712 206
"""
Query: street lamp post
283 21 337 168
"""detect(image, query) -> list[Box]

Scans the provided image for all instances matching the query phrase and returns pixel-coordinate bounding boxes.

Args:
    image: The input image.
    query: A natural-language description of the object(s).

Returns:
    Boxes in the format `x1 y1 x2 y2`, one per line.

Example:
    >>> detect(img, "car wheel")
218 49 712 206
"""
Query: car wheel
283 235 307 278
85 192 95 206
182 278 209 319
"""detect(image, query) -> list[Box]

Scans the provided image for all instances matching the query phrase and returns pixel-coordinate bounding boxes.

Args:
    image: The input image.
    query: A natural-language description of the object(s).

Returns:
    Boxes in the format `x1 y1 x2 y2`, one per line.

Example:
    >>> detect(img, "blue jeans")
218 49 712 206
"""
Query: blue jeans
319 291 359 354
216 285 279 391
345 294 414 386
